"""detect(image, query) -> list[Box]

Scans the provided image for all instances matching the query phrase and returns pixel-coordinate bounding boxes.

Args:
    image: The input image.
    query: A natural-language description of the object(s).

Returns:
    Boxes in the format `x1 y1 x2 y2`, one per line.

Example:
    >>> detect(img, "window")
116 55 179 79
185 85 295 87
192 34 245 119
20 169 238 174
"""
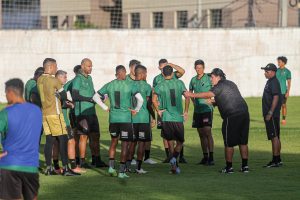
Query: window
153 12 163 28
131 13 140 28
76 15 85 24
177 11 188 28
211 9 222 28
50 16 58 29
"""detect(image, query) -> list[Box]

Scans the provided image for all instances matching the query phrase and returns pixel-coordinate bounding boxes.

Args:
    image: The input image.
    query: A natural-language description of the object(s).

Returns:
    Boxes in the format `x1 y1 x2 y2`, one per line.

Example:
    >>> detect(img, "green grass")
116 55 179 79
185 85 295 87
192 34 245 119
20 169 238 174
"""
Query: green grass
1 97 300 200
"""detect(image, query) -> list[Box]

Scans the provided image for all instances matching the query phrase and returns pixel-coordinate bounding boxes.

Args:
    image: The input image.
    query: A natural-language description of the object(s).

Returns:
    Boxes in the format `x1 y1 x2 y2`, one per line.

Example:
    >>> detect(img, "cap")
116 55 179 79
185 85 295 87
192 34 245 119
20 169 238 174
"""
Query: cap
261 63 277 72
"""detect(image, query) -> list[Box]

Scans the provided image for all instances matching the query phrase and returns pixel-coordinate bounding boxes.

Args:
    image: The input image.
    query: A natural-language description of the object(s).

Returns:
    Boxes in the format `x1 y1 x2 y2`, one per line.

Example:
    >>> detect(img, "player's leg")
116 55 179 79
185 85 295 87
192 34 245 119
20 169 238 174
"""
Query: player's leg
52 138 61 173
281 97 287 125
169 122 184 174
44 135 56 175
77 116 91 168
162 138 170 163
118 123 133 178
239 113 249 172
197 128 208 164
203 126 214 165
108 123 119 176
220 117 234 173
136 123 151 173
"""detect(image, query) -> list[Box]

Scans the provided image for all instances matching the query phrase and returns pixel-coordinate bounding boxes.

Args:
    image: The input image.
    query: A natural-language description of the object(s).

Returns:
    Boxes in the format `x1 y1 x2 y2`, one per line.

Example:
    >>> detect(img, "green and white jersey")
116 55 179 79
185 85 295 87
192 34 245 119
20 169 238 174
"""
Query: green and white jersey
189 74 213 114
98 79 139 123
126 74 135 83
132 80 152 124
25 79 41 107
276 67 291 94
72 73 96 116
152 73 178 88
61 81 73 127
154 79 187 122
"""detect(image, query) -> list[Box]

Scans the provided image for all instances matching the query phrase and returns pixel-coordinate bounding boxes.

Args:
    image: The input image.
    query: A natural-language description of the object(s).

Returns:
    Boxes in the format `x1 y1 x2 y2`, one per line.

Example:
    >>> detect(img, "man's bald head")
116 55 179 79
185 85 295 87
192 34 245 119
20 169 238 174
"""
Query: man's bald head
81 58 93 75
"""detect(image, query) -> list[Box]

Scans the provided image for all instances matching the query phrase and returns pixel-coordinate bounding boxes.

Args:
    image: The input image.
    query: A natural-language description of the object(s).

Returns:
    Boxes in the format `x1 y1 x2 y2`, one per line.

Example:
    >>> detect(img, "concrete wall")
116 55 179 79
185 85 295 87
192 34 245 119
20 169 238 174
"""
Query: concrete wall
0 28 299 102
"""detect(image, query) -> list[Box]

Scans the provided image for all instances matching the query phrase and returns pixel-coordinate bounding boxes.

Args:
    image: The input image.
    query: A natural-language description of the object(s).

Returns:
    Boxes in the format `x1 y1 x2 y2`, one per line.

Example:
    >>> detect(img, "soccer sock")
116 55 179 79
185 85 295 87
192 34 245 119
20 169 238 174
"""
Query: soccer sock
53 159 60 170
69 159 76 169
91 155 95 165
180 147 184 158
242 159 248 167
272 155 276 162
226 161 232 169
126 160 132 169
109 158 115 168
173 151 180 159
144 150 150 161
209 152 214 161
203 153 208 160
282 116 286 120
81 158 86 164
137 160 142 170
119 162 126 173
278 155 281 162
274 156 280 163
165 148 169 158
76 157 80 165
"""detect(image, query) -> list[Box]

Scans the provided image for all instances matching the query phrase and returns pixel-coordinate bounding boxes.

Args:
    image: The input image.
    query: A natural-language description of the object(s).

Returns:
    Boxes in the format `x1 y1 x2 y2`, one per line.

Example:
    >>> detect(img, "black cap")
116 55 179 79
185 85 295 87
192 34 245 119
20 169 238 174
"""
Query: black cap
261 63 277 72
208 68 226 79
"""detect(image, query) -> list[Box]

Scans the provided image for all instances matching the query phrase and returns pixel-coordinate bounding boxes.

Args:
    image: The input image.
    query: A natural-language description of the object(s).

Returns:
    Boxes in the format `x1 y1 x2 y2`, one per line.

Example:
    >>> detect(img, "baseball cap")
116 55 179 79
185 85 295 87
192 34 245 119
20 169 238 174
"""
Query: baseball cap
261 63 277 72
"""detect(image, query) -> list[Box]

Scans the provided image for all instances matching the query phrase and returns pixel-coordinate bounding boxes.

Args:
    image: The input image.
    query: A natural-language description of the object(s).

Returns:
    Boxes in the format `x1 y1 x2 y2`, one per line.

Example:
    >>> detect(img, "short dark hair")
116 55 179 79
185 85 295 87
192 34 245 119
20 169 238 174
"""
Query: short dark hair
73 65 81 74
43 58 56 68
159 59 168 65
162 65 173 77
277 56 287 64
34 67 44 79
194 59 205 68
210 68 226 80
116 65 126 73
129 60 141 68
55 70 67 77
5 78 24 96
134 64 147 75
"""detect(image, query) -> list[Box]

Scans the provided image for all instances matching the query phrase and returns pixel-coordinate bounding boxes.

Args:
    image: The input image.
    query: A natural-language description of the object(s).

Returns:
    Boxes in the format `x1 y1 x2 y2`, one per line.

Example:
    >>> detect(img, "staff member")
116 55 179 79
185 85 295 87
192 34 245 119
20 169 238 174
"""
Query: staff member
261 63 282 167
186 68 250 174
0 78 42 200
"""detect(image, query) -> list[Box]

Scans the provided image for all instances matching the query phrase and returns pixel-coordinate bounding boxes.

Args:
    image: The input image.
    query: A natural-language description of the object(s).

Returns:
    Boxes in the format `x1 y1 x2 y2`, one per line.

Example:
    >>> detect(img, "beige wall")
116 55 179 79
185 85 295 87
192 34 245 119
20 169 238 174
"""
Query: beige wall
0 1 2 29
41 0 91 16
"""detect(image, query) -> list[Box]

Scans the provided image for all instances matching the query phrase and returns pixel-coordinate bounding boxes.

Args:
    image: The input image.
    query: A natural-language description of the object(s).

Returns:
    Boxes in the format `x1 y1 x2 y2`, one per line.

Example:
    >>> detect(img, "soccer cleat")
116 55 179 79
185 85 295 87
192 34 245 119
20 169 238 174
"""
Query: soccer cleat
207 159 215 166
54 167 63 174
131 159 137 165
108 167 118 177
118 172 130 179
281 119 286 125
220 167 234 174
240 166 249 173
263 161 279 168
197 158 208 165
125 167 133 173
72 167 86 173
175 167 181 174
169 157 177 174
95 159 108 168
62 168 81 176
80 162 92 169
135 168 148 174
179 157 187 164
144 158 157 165
44 168 58 176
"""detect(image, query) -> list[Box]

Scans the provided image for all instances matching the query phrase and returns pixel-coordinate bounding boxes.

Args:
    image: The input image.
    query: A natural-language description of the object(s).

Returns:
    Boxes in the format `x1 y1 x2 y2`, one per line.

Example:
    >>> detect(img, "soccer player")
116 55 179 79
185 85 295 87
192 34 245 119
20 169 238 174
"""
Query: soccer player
72 58 107 168
0 78 42 200
129 64 156 174
37 58 77 176
153 59 187 163
189 60 214 165
55 70 83 173
25 67 44 107
96 65 143 178
152 65 189 174
186 68 250 173
261 64 283 167
276 56 291 125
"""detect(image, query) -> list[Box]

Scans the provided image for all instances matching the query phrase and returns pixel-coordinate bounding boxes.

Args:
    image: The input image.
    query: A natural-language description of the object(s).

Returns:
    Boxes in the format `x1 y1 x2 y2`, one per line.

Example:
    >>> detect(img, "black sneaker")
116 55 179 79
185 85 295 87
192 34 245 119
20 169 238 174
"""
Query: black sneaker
278 159 283 166
197 157 208 165
95 159 108 168
44 168 58 176
80 162 92 169
240 166 249 173
263 161 279 168
220 167 234 174
179 157 187 164
62 168 81 176
207 159 215 166
162 157 170 163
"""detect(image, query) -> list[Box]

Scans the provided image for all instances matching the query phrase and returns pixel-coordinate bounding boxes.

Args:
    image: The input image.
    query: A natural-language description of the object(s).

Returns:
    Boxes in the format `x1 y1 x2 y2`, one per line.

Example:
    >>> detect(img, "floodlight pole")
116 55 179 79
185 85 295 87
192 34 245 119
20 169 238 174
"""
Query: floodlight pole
197 0 202 27
278 0 288 27
245 0 255 27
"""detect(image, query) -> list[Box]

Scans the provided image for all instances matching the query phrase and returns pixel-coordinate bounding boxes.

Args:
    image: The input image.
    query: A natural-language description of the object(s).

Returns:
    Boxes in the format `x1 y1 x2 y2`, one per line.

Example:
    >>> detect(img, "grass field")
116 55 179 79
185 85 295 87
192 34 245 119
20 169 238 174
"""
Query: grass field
1 97 300 200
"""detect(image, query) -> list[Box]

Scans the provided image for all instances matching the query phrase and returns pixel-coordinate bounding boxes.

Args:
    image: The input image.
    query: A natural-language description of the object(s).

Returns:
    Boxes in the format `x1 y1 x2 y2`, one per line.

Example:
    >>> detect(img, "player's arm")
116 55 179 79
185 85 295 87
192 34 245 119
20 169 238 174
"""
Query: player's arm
92 92 109 111
133 93 143 112
187 91 215 99
286 79 291 98
146 96 155 120
265 95 279 121
168 63 185 78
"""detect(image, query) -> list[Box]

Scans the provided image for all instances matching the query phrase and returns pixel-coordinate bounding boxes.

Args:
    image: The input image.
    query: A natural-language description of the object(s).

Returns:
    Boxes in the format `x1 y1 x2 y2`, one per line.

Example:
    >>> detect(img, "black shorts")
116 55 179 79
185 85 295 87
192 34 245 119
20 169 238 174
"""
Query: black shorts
222 113 249 147
76 114 100 135
192 112 213 128
133 123 152 142
264 117 280 140
109 123 134 141
161 122 185 143
157 114 162 129
69 111 77 128
0 169 39 200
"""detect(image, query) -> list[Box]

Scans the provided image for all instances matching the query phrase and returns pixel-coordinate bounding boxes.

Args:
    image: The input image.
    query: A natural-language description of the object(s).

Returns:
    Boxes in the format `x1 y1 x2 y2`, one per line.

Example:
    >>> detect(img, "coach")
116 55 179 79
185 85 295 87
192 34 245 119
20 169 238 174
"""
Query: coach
186 68 249 174
261 63 282 168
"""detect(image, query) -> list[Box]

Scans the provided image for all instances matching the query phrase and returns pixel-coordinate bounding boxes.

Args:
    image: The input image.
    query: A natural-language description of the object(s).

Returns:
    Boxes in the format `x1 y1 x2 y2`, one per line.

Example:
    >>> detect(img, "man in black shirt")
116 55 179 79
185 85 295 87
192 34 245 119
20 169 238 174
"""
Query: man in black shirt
261 63 282 168
186 68 250 173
